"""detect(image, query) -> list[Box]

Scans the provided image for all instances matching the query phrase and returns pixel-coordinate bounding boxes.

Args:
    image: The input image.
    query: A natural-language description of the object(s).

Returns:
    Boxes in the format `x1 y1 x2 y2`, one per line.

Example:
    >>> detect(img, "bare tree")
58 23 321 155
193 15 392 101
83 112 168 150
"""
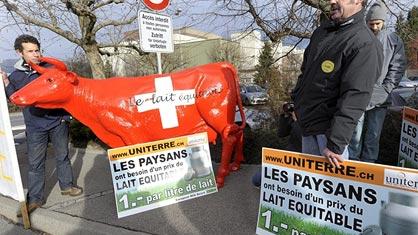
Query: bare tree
188 0 414 52
0 0 146 78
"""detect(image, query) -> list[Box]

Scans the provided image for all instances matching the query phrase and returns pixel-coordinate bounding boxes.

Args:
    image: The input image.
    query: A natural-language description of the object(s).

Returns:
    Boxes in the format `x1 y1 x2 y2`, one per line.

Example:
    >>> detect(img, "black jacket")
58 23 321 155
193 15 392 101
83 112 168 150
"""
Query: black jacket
292 10 383 154
5 59 70 132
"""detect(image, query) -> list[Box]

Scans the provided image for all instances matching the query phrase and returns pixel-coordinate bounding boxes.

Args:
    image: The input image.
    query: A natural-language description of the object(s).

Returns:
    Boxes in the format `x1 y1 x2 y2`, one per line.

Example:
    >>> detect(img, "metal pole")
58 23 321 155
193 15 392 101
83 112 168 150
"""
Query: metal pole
157 52 162 74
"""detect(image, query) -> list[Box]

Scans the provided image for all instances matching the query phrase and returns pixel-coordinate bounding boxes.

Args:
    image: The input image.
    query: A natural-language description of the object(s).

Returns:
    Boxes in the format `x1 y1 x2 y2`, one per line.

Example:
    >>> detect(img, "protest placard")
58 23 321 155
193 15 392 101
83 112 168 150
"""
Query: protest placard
0 81 25 201
256 148 418 235
398 106 418 169
107 132 217 218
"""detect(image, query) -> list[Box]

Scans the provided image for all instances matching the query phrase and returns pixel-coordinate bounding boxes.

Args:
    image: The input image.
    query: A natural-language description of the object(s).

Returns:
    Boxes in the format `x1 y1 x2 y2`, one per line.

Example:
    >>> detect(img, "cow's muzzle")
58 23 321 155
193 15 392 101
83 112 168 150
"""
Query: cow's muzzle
10 94 29 106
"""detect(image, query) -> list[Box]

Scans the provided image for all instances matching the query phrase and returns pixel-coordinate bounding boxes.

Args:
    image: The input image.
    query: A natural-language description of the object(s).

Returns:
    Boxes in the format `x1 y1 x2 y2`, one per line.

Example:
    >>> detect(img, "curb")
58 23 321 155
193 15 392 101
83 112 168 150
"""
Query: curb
0 196 149 235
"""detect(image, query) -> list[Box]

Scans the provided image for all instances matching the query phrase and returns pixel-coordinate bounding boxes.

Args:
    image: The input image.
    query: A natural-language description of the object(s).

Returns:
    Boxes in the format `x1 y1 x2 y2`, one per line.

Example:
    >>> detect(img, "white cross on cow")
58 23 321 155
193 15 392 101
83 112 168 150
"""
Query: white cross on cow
134 76 195 129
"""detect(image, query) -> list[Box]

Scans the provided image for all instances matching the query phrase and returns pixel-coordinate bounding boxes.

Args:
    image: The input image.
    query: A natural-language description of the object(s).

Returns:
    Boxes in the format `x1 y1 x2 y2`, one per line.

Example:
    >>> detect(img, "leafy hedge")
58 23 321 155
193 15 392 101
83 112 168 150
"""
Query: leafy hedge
378 109 402 166
209 126 288 164
69 119 97 148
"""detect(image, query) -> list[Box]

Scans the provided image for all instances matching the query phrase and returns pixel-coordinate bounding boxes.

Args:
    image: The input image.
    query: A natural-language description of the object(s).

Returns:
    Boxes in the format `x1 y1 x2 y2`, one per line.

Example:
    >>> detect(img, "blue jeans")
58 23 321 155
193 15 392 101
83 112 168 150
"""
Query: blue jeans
26 121 74 204
348 107 387 163
302 134 349 159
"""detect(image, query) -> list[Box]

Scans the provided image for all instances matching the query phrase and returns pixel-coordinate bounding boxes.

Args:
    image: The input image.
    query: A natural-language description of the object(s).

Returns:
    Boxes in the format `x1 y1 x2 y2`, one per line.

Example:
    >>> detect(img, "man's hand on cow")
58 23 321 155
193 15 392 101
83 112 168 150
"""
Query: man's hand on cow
0 68 9 87
322 147 344 169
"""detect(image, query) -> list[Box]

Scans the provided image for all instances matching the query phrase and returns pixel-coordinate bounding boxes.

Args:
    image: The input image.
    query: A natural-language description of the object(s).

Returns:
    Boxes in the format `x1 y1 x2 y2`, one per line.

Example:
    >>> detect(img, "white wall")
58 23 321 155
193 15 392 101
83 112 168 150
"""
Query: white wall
231 31 264 70
173 34 206 44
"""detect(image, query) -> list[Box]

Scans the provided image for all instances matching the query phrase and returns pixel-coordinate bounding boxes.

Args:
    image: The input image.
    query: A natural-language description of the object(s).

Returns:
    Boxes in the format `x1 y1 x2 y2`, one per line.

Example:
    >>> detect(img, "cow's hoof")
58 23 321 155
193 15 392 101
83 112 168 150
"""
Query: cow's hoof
216 177 224 188
217 167 230 177
230 162 241 171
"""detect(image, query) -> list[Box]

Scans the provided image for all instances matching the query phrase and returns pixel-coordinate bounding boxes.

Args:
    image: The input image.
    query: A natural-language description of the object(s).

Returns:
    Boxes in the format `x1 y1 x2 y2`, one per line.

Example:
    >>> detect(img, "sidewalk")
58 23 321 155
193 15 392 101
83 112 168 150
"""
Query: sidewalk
0 143 262 235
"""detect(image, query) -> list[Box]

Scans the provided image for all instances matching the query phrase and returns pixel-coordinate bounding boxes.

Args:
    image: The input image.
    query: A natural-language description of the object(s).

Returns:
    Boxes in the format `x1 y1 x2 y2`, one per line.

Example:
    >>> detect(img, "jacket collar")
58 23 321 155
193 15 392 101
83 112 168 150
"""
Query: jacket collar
14 58 47 74
14 58 31 72
324 8 366 31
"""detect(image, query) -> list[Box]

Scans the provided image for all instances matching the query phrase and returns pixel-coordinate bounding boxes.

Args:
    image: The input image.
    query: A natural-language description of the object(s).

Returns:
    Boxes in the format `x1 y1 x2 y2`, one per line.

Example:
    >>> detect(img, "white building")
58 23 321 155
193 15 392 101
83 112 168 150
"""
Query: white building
105 27 304 81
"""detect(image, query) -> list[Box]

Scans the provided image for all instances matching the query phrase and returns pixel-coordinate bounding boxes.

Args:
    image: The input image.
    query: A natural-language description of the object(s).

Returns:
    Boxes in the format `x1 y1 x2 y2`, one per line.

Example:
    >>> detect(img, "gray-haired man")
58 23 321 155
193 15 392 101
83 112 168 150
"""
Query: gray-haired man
348 0 406 163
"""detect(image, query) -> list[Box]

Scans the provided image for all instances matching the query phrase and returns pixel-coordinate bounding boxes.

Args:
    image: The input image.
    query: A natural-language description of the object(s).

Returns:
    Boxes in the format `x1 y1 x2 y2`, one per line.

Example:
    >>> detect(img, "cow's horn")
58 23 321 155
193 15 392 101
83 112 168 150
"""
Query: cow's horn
28 60 47 74
41 57 68 71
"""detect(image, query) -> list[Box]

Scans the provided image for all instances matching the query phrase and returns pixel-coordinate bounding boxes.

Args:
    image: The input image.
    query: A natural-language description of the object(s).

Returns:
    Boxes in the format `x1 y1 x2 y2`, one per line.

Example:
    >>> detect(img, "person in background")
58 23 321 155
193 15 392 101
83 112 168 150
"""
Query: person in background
252 102 302 188
292 0 383 168
1 34 82 216
348 0 406 163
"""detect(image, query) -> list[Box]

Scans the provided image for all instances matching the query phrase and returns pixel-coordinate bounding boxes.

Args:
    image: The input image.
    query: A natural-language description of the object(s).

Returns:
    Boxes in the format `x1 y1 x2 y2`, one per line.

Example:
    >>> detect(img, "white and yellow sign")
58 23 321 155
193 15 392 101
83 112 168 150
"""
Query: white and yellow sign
398 107 418 169
256 148 418 235
0 82 25 201
108 132 217 218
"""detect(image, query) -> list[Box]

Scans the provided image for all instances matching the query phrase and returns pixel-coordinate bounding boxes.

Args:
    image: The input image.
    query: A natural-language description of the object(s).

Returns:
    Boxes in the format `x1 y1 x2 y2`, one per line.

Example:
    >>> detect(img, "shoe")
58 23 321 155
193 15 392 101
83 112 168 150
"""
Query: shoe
17 202 42 217
61 185 83 196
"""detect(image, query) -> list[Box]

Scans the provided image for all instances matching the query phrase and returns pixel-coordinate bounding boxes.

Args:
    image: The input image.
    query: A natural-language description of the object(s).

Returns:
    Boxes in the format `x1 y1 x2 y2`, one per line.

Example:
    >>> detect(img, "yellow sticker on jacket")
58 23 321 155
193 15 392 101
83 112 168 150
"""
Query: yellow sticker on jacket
321 60 334 73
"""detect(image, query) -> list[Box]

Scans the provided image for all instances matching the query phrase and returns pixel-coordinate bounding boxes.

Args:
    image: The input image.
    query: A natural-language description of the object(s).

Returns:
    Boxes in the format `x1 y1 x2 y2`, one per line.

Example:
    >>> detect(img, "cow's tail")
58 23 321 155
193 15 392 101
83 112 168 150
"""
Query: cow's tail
222 63 246 131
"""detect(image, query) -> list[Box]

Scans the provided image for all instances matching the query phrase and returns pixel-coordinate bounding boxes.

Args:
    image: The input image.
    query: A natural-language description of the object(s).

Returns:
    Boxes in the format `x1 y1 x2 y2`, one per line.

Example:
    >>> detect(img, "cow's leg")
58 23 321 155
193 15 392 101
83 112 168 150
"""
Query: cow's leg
230 128 244 171
216 124 241 188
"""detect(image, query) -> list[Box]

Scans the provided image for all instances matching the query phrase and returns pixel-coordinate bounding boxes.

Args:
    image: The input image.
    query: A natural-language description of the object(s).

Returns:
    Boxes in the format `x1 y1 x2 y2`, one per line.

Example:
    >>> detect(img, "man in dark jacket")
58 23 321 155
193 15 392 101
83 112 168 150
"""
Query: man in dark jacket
292 0 383 168
348 1 406 163
1 35 82 215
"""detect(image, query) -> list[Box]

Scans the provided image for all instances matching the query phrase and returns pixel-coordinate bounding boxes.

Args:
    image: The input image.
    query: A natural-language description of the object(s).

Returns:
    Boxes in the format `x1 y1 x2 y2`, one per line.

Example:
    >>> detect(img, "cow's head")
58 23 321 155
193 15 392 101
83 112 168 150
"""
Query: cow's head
10 57 79 109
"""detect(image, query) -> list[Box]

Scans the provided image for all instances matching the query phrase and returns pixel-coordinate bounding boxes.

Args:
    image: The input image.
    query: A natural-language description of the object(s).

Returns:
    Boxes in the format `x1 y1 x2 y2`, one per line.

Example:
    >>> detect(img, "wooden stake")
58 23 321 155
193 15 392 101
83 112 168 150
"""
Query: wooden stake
20 201 31 229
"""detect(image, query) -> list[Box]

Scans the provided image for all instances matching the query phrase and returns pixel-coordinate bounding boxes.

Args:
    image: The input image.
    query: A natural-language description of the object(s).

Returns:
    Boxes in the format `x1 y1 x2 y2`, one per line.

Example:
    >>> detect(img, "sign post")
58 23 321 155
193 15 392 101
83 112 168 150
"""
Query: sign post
139 0 172 74
0 81 30 228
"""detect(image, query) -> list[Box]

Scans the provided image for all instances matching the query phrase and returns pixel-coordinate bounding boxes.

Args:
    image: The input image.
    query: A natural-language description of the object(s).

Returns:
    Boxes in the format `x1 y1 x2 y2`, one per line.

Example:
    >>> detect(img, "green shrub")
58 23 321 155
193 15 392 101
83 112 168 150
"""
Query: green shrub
209 126 288 165
378 109 402 166
69 119 97 148
7 100 21 113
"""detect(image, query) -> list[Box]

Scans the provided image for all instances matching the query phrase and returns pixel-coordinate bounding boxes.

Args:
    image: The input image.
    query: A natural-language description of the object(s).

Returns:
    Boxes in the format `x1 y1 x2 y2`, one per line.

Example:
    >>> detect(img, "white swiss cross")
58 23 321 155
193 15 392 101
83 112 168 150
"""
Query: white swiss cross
134 76 195 129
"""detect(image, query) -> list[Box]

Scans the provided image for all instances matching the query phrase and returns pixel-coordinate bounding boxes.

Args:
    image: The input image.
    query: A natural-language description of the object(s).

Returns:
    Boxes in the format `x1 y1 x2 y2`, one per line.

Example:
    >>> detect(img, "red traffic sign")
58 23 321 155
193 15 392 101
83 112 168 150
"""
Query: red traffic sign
142 0 170 11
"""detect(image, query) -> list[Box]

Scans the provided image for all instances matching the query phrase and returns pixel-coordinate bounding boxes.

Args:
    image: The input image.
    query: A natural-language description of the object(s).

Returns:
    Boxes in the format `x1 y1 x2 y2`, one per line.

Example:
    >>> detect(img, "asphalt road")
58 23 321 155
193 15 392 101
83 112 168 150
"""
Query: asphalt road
9 112 24 130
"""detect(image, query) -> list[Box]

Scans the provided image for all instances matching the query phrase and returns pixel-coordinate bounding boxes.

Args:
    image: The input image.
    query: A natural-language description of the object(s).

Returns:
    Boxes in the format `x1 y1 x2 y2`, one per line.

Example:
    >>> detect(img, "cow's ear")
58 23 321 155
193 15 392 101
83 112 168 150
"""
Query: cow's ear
66 72 79 85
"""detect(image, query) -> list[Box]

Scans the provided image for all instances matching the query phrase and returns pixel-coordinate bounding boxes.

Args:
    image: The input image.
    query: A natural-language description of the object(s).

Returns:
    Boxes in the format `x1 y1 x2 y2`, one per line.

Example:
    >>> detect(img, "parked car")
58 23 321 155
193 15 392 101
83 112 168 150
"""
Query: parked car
240 84 268 105
398 76 418 88
390 87 414 108
235 106 272 130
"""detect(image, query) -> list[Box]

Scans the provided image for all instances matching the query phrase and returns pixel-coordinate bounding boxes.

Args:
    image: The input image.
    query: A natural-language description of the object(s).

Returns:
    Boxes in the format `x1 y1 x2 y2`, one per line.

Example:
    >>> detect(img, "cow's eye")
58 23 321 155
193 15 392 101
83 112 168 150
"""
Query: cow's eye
46 78 53 83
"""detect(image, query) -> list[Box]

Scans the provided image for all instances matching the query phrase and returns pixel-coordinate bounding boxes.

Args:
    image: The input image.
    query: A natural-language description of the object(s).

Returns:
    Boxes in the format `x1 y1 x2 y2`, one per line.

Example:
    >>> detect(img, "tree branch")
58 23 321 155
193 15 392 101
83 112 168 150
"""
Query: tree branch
93 15 137 34
273 38 304 64
98 43 147 56
0 0 81 44
243 0 311 42
92 0 124 11
60 0 95 17
35 0 58 26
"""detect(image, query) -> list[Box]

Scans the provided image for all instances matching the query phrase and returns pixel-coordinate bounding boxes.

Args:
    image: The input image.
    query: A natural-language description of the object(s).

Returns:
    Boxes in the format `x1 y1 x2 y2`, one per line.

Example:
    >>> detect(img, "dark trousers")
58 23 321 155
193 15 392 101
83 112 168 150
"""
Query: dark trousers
26 121 73 204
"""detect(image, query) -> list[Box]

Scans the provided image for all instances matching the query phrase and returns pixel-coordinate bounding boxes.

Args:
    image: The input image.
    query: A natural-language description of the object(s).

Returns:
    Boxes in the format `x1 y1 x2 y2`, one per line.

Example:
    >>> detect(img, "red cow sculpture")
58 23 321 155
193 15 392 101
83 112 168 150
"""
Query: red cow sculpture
10 57 246 188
